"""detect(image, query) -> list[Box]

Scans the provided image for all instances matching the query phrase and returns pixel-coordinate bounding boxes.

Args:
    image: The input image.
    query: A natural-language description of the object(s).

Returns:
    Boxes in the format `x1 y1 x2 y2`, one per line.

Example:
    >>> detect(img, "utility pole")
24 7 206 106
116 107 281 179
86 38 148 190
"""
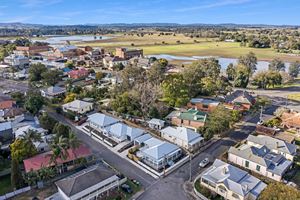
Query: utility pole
189 153 192 182
259 106 263 122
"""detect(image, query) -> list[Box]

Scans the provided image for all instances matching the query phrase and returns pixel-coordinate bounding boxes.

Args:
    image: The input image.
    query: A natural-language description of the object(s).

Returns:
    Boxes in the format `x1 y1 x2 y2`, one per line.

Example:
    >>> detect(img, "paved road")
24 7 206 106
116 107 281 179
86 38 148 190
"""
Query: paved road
48 106 272 200
47 110 157 188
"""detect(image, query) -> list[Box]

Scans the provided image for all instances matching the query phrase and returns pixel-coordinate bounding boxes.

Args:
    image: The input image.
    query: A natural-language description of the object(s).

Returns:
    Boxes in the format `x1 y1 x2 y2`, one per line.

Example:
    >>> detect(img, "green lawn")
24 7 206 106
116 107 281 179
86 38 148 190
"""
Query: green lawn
0 174 13 195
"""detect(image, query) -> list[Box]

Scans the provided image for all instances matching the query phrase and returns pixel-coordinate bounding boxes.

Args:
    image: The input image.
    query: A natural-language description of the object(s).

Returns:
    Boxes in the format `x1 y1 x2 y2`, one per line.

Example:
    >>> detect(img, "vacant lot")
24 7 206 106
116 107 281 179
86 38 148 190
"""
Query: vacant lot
78 33 300 62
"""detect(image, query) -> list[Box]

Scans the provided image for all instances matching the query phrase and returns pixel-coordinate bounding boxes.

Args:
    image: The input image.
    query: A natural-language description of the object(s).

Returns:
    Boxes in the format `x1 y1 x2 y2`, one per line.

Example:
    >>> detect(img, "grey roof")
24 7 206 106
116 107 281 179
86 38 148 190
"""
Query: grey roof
201 159 267 198
225 90 255 105
43 86 66 95
55 164 118 197
140 137 180 160
63 100 93 111
247 135 297 155
190 98 220 106
88 113 119 128
134 133 152 144
56 45 77 52
148 118 165 126
228 144 293 175
161 126 203 144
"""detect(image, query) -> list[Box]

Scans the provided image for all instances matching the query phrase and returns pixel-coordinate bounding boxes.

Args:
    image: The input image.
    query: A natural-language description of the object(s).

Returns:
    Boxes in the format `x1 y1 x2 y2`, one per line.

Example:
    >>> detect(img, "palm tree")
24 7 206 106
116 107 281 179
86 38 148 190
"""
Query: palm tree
19 129 42 153
49 135 69 166
67 132 81 151
37 167 56 182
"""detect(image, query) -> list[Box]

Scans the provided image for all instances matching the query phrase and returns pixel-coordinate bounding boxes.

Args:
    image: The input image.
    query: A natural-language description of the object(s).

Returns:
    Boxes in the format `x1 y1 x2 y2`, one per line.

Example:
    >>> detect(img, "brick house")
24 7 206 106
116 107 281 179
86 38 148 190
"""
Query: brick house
187 98 220 112
15 46 51 56
225 90 255 111
115 48 143 59
68 68 89 79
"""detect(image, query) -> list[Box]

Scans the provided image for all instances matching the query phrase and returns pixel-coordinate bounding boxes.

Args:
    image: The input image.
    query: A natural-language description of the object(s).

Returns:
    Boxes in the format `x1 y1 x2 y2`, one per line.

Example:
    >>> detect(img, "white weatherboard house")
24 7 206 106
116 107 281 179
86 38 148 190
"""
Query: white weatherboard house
160 126 204 152
62 100 93 115
135 135 182 171
88 113 119 131
55 164 125 200
246 135 297 161
104 122 144 143
200 159 267 200
148 118 165 130
40 86 66 99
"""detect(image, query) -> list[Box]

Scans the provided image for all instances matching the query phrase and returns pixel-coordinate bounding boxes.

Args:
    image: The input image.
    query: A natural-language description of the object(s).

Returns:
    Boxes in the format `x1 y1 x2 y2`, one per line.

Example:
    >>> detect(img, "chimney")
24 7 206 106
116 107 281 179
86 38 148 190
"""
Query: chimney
276 142 279 148
243 185 248 191
222 167 228 174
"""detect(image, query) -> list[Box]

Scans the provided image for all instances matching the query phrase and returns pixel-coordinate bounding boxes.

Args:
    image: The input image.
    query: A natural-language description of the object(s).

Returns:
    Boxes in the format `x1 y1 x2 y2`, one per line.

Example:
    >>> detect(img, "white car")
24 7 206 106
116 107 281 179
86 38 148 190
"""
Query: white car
199 158 209 168
3 90 11 94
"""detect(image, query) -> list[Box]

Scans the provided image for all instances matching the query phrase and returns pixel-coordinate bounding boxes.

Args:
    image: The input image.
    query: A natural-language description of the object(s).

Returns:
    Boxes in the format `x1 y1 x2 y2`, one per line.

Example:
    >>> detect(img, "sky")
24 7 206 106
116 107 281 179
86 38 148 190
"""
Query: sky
0 0 299 25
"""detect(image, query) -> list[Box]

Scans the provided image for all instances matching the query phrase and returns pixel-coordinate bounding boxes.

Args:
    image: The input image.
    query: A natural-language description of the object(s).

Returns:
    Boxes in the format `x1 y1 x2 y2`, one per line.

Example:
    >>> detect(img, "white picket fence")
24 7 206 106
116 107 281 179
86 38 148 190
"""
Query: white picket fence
0 186 31 200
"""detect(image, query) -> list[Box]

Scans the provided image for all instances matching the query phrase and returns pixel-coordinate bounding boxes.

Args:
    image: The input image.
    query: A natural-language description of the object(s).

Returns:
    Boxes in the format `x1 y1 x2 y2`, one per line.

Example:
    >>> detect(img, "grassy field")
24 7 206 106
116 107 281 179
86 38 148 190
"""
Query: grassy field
288 93 300 101
78 33 300 62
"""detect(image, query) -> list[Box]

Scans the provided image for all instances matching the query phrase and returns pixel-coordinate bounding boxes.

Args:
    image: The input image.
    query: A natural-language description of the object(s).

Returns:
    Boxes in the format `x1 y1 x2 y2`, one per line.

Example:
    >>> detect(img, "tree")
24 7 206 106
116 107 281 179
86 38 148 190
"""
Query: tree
112 63 125 71
162 74 189 107
41 69 62 86
201 105 233 140
49 135 69 165
234 64 251 88
289 61 300 78
252 71 282 89
238 52 257 74
10 138 37 162
14 37 31 46
269 58 285 71
11 91 25 105
24 93 44 115
19 129 42 154
39 114 57 133
28 63 47 82
95 72 104 81
67 132 81 158
157 58 168 67
65 60 75 69
64 93 76 103
11 158 24 189
53 123 71 138
259 182 300 200
226 63 236 80
111 92 141 116
146 62 166 85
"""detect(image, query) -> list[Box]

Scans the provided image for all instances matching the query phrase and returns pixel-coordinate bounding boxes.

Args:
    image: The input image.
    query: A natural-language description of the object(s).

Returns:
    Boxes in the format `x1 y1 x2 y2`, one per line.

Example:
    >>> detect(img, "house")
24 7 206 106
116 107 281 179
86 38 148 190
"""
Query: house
129 57 151 69
14 124 47 138
0 100 16 110
87 113 119 131
103 122 144 143
115 47 143 59
135 136 182 170
4 54 29 68
246 135 297 161
40 86 66 98
62 100 93 115
0 107 25 122
281 111 300 129
167 109 207 131
68 68 89 79
187 98 220 112
23 145 92 173
228 139 293 181
103 56 128 69
148 118 165 130
200 159 267 200
0 122 13 145
225 90 255 111
160 126 204 152
14 45 51 56
53 45 78 58
55 164 125 200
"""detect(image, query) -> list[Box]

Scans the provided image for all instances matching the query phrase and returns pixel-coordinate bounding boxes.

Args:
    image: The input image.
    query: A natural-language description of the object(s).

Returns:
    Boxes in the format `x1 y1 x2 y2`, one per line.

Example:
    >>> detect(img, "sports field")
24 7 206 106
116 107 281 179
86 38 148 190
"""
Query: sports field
78 33 300 62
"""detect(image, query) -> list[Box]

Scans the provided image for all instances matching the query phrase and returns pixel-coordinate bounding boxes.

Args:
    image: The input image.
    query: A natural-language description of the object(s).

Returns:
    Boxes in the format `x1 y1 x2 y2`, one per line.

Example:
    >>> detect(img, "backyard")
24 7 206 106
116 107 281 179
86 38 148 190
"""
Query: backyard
0 174 13 196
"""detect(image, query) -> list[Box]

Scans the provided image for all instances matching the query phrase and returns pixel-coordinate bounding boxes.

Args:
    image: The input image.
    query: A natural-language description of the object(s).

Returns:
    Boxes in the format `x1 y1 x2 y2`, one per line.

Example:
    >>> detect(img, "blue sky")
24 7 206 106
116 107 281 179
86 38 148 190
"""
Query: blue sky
0 0 299 25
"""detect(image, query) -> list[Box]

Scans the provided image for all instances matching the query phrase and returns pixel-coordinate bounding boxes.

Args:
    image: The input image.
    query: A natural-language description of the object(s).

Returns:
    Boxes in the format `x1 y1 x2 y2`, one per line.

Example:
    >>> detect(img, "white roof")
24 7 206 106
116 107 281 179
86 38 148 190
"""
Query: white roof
140 137 180 160
148 118 165 126
63 100 93 111
202 159 267 198
105 122 144 140
88 113 119 128
161 126 203 144
15 125 47 138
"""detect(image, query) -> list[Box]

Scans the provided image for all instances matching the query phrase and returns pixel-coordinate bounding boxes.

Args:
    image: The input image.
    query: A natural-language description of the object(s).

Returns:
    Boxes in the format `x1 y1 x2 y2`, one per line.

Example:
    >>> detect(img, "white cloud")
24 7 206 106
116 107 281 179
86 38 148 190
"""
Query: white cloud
175 0 252 12
20 0 63 8
2 16 33 23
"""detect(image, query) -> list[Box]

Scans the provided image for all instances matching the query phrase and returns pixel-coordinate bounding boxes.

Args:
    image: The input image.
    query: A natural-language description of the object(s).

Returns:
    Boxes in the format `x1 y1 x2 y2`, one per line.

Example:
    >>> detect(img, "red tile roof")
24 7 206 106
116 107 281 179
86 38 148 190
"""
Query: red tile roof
23 145 92 173
0 100 16 110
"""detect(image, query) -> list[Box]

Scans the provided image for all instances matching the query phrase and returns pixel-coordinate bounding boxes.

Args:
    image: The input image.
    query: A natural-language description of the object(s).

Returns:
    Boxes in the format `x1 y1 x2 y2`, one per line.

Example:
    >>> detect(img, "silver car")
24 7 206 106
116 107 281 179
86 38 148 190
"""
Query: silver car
199 158 209 168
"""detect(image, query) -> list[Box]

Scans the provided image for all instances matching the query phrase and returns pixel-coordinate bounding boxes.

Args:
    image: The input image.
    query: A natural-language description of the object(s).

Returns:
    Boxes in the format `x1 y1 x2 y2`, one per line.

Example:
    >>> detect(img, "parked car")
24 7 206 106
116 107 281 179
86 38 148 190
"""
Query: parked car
121 184 133 194
199 158 209 168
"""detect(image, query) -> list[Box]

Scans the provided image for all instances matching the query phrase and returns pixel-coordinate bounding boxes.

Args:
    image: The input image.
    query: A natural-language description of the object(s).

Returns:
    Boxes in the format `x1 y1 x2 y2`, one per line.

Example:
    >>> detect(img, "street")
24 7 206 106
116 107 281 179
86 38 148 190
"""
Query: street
48 106 269 200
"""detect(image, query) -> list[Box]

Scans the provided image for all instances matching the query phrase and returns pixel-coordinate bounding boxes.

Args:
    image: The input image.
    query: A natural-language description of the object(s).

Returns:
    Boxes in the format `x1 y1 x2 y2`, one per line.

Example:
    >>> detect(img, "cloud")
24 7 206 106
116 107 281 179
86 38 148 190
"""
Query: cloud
2 16 33 23
20 0 63 8
175 0 252 12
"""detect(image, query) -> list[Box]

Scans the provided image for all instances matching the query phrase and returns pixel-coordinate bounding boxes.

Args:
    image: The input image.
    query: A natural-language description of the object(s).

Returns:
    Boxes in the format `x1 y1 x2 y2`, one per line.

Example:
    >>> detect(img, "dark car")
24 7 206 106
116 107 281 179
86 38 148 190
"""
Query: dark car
121 184 133 194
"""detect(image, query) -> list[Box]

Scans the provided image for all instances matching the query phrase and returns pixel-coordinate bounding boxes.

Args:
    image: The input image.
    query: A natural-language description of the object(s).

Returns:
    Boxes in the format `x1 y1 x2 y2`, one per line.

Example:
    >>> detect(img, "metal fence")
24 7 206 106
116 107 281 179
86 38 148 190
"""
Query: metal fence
0 186 31 200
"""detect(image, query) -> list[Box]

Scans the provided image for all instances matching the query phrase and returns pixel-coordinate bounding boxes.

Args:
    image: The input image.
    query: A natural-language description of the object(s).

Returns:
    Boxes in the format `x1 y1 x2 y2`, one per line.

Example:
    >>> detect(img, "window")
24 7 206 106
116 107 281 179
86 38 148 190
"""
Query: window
245 161 249 168
218 185 227 193
203 104 209 109
256 165 261 172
